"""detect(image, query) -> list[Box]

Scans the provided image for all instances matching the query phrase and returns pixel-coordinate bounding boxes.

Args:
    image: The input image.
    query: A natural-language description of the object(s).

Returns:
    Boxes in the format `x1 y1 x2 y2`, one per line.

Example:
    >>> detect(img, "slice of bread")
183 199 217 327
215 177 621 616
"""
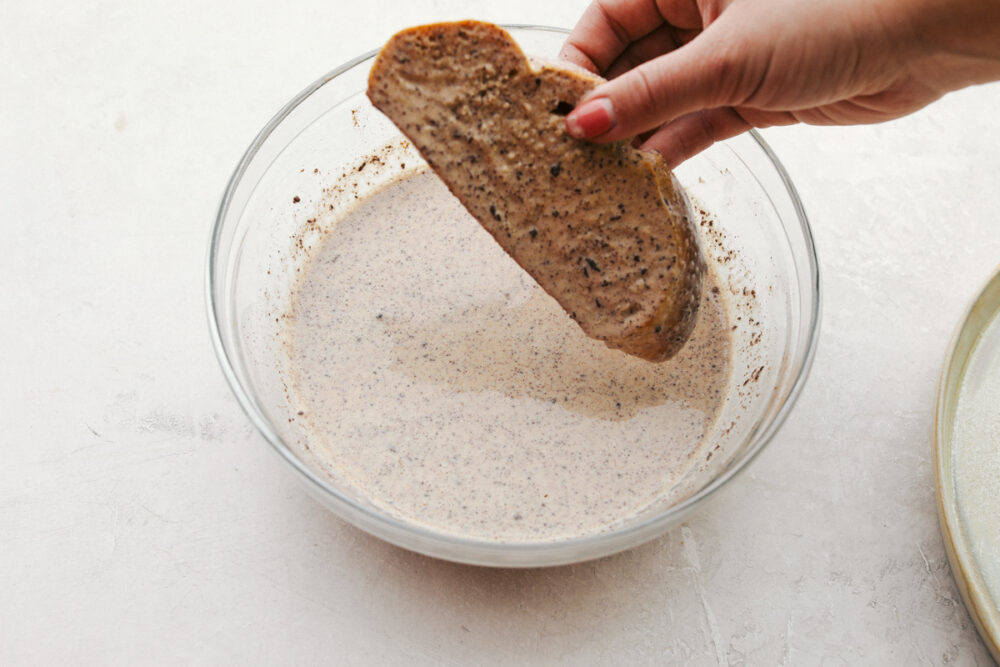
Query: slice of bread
367 21 705 362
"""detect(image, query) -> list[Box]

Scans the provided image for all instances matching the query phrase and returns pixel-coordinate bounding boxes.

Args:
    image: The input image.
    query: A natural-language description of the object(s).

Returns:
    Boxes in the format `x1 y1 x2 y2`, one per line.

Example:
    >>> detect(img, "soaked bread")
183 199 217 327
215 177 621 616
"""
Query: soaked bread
367 21 704 361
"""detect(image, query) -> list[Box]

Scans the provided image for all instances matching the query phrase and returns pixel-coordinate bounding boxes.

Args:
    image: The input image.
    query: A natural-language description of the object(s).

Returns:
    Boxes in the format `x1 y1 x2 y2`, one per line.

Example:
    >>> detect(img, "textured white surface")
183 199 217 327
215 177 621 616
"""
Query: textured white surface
2 1 999 664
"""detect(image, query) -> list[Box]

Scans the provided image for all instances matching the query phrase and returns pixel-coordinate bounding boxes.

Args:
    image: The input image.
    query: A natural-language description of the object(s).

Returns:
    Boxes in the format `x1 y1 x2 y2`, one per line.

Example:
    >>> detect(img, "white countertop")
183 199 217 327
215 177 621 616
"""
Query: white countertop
3 1 999 664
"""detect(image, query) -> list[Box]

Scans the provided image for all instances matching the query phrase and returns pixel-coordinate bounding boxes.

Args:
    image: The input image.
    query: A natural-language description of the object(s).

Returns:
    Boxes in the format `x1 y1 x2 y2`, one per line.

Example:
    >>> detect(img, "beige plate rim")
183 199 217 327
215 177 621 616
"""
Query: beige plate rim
934 263 1000 664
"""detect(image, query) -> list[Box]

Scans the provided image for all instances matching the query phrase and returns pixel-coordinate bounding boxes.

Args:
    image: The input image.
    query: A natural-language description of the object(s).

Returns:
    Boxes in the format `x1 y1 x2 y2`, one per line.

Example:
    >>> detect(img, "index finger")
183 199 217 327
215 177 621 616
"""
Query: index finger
559 0 668 74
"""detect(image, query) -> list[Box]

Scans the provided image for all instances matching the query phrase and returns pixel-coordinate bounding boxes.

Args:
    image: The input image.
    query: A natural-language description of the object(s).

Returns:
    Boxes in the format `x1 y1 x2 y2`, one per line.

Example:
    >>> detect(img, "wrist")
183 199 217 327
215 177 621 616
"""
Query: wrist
902 0 1000 88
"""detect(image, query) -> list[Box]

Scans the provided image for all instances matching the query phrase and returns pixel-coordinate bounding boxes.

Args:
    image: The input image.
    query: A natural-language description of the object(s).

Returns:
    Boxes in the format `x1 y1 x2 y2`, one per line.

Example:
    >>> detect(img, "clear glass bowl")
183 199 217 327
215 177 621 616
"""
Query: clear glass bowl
206 25 821 567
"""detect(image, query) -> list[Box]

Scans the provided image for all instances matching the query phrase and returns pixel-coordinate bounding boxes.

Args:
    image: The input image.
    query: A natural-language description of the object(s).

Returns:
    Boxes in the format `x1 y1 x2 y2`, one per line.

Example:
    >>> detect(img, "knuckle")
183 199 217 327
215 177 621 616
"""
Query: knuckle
696 111 716 146
692 28 757 106
630 67 662 123
594 0 633 50
700 45 741 100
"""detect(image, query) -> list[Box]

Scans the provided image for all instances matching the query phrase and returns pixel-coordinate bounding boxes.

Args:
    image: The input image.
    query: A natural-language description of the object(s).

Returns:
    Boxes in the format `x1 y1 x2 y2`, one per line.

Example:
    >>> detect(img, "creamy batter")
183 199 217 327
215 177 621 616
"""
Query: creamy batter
281 169 733 542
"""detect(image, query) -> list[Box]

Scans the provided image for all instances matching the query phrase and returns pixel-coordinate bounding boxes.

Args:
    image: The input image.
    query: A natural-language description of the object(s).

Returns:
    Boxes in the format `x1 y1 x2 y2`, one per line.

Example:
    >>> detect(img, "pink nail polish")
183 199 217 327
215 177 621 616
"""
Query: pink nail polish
566 98 615 138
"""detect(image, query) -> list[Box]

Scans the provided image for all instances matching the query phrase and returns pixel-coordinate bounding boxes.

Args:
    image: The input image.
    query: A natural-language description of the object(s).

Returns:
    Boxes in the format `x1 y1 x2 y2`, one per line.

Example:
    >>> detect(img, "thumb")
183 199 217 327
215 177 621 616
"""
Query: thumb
566 28 738 142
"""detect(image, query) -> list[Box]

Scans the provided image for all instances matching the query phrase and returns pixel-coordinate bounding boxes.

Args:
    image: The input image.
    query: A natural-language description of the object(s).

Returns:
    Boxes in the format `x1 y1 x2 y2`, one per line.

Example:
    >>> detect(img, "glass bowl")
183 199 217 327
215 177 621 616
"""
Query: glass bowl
206 25 821 567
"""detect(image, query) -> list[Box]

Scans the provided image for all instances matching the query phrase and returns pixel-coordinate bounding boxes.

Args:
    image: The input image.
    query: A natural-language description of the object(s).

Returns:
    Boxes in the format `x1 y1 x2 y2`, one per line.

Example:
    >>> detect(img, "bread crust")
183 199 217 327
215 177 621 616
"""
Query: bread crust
367 21 705 362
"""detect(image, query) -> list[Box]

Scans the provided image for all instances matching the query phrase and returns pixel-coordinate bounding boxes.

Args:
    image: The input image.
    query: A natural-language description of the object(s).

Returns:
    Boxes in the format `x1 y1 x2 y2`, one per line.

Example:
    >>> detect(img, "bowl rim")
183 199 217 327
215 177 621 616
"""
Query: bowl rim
205 24 822 565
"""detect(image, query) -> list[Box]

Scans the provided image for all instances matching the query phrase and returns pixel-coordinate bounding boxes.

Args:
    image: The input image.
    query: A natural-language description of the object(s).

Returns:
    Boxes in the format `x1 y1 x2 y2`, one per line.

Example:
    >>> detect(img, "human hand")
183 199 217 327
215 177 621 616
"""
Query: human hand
560 0 1000 167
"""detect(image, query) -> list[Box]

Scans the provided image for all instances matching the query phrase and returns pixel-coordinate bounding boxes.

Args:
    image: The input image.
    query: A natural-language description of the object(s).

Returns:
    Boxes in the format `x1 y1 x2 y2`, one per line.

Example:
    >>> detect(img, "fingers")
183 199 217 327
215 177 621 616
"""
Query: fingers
567 30 733 142
640 108 750 168
603 23 689 80
640 106 804 168
559 0 667 73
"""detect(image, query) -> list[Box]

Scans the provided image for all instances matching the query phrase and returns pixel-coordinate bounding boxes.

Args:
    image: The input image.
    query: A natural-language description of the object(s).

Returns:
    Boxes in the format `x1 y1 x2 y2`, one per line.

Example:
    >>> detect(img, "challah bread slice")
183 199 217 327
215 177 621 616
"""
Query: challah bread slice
367 20 705 362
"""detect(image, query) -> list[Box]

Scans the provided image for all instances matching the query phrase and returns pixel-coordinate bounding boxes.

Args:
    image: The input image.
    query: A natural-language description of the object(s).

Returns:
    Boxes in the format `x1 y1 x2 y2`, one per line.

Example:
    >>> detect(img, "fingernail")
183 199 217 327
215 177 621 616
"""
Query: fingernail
565 97 615 138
